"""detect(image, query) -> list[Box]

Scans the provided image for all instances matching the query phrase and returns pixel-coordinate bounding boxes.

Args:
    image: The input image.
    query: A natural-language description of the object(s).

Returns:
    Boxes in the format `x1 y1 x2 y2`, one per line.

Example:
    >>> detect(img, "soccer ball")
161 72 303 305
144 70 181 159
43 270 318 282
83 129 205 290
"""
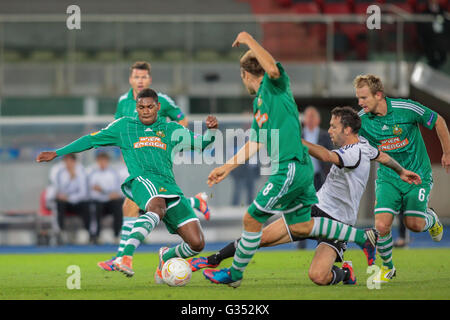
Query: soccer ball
161 257 192 287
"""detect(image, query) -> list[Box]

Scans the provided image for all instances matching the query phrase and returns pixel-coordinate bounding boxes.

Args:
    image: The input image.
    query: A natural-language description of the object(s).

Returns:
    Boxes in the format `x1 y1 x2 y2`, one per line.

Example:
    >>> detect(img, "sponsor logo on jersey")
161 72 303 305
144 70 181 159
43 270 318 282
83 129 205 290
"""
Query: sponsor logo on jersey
392 125 402 135
134 136 167 150
159 187 167 192
145 128 153 132
382 125 389 130
378 137 409 151
255 110 269 128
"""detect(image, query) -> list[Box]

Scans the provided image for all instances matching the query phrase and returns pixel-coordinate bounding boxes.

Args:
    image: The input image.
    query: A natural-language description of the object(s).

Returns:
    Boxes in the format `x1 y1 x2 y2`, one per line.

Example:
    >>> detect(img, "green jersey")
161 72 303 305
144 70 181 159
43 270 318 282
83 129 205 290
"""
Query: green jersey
249 62 308 170
55 116 215 185
114 88 186 122
358 97 438 185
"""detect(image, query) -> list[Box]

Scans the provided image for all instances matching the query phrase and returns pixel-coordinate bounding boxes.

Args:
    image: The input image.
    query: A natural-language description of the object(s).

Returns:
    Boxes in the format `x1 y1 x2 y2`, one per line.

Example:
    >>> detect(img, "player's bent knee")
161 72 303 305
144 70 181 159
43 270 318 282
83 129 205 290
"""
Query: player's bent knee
187 237 205 253
308 269 330 286
405 218 425 232
375 221 391 236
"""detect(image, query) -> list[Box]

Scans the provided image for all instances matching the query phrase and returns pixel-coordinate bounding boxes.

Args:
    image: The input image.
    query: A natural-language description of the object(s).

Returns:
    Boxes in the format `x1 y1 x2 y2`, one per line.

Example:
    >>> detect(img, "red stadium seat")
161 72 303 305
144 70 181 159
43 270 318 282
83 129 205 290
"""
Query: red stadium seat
322 1 352 14
293 1 321 13
383 0 414 12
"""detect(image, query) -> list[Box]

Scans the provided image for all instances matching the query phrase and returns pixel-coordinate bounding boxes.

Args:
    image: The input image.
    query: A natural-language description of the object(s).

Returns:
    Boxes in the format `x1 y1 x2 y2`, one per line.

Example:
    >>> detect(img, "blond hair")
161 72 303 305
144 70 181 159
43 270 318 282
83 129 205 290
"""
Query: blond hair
353 74 384 96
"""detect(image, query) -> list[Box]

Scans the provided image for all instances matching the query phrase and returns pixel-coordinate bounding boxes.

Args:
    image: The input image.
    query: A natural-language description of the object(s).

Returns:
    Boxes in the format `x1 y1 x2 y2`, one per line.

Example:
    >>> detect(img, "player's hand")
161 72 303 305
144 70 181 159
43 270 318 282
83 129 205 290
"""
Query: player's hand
399 169 422 185
442 152 450 174
207 165 231 187
232 31 254 48
36 151 57 163
206 115 218 129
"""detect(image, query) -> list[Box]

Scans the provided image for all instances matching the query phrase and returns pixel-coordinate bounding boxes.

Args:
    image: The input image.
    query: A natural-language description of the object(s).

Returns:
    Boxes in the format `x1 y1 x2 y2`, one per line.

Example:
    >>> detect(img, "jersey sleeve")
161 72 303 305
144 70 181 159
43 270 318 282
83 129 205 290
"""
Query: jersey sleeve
360 136 380 160
56 119 122 157
332 145 362 169
263 62 289 93
89 118 122 147
408 100 438 130
158 93 186 122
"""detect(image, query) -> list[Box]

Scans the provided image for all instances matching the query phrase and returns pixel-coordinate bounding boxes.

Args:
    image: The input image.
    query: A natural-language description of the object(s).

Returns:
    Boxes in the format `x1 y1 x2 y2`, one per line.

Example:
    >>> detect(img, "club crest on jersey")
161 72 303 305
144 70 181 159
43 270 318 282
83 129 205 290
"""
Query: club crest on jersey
393 125 402 135
134 136 167 150
255 110 268 128
257 95 263 107
156 130 165 138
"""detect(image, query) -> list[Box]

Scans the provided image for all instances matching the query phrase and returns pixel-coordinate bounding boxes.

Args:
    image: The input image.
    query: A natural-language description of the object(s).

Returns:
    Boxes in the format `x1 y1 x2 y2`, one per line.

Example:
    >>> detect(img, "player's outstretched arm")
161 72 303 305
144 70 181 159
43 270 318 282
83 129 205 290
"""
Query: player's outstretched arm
434 114 450 173
376 152 422 185
301 139 340 165
207 140 262 187
232 31 280 79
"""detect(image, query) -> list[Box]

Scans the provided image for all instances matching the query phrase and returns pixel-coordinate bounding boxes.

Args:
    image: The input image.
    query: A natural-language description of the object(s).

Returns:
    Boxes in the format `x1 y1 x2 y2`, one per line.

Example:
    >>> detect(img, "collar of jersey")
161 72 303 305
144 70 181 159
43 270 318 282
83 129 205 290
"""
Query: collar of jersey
127 88 135 101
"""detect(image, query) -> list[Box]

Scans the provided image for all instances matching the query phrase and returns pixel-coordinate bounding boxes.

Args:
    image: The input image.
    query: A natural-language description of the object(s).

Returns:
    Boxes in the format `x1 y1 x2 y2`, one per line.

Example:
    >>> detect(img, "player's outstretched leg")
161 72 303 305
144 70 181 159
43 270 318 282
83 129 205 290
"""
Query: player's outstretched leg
204 225 262 288
188 239 238 272
302 217 379 266
114 211 161 277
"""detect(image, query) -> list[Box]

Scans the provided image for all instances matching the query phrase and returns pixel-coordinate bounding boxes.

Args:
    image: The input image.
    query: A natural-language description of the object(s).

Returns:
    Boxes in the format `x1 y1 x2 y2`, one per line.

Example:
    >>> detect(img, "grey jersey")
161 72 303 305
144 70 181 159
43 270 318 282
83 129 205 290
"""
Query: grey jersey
316 136 380 225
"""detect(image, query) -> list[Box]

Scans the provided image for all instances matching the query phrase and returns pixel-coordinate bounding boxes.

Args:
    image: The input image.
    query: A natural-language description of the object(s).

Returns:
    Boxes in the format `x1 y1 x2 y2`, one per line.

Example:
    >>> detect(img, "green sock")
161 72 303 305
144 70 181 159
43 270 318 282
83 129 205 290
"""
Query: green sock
308 217 366 246
162 242 200 261
116 217 137 258
122 212 160 257
230 230 262 281
377 232 394 269
422 211 437 232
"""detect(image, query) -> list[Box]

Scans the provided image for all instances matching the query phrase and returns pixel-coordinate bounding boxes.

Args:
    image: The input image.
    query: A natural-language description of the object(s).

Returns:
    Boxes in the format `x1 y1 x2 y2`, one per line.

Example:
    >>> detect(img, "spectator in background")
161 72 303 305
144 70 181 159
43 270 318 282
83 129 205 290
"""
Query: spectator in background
417 0 450 70
49 153 91 244
298 106 333 249
302 106 333 191
228 118 259 206
88 152 124 244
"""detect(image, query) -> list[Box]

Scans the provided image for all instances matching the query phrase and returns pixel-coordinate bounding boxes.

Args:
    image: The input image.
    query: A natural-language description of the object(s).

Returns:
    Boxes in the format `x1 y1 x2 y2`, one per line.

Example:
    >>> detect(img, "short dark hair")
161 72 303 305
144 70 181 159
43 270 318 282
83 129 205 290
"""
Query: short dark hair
136 88 158 102
331 106 361 134
240 50 265 77
130 61 151 76
63 153 76 160
96 152 110 160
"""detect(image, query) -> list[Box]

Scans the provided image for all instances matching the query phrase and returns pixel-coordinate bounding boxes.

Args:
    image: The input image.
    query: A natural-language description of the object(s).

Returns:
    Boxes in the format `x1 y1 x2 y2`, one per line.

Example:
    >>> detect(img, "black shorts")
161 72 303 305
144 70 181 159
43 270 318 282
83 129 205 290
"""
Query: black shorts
289 205 347 263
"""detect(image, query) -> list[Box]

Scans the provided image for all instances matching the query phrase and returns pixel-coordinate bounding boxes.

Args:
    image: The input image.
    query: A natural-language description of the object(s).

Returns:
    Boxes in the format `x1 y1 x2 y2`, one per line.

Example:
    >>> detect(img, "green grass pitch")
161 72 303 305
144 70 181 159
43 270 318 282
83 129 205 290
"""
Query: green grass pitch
1 248 450 300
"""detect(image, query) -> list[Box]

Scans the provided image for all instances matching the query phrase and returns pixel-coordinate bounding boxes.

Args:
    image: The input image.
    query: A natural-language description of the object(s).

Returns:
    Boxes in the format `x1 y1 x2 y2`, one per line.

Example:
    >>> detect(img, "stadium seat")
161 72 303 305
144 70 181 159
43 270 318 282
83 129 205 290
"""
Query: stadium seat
353 0 381 14
292 1 321 13
321 1 352 14
194 50 222 62
383 0 414 12
275 0 294 7
127 50 156 62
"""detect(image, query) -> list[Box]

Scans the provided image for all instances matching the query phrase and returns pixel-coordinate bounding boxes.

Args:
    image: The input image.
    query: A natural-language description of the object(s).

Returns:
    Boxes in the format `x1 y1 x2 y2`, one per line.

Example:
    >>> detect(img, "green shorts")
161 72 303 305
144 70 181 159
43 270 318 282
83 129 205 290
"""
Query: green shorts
248 160 318 225
122 175 198 234
374 179 433 219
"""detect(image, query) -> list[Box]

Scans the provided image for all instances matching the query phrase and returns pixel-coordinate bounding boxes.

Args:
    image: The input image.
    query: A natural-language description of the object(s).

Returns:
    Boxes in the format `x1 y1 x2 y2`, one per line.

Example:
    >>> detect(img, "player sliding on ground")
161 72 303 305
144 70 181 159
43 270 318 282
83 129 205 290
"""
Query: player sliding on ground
190 106 422 286
202 31 377 288
36 88 218 280
354 74 450 283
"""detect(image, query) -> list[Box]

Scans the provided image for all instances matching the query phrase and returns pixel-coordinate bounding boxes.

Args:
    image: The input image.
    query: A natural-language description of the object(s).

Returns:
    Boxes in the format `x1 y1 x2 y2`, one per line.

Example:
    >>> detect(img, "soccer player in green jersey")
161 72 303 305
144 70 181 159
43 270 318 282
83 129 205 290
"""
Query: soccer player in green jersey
37 88 219 279
202 32 379 288
98 61 210 272
354 74 450 283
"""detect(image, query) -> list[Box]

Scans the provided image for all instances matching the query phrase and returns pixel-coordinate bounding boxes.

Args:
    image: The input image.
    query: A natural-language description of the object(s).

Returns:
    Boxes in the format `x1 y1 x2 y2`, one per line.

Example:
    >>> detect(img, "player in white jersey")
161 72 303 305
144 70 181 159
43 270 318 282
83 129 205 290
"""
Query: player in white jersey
189 106 421 286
